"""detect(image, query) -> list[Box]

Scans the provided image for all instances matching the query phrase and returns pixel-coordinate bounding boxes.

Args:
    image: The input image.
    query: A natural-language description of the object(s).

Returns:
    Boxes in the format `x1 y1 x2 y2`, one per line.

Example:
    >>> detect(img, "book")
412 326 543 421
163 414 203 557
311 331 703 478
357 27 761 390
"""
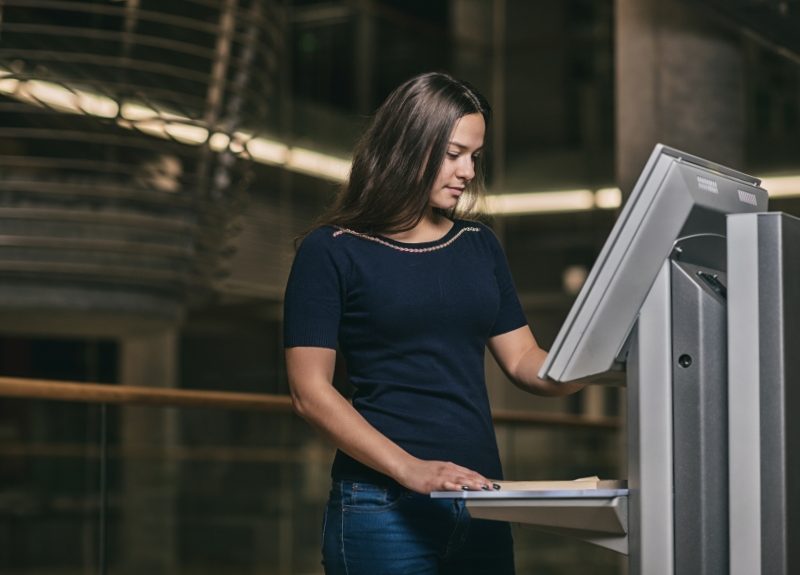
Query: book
492 476 626 491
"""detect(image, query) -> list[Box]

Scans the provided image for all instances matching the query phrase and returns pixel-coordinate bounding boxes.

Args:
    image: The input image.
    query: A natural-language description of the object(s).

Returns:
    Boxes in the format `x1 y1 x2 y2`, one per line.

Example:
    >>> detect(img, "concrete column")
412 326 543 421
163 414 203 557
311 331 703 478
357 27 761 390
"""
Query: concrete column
450 0 493 90
118 331 179 575
616 0 745 196
354 0 376 115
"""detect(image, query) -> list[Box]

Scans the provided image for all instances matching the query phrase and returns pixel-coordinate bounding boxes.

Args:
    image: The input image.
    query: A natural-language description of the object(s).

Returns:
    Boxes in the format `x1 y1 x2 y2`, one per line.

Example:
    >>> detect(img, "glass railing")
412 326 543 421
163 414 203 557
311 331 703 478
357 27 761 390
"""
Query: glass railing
0 376 624 575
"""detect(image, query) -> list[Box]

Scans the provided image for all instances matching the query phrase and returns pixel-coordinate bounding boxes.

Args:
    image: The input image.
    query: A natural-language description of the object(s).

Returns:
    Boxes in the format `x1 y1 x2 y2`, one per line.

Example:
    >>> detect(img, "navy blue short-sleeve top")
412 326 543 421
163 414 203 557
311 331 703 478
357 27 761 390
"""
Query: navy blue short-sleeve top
283 219 527 482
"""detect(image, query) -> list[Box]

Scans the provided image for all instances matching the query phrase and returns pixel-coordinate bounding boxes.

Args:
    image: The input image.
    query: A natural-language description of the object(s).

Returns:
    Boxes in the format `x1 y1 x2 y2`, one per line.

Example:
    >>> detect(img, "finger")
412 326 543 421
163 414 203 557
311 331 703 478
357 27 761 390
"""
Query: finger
447 465 491 488
453 475 491 492
441 480 468 491
464 472 492 490
433 462 491 492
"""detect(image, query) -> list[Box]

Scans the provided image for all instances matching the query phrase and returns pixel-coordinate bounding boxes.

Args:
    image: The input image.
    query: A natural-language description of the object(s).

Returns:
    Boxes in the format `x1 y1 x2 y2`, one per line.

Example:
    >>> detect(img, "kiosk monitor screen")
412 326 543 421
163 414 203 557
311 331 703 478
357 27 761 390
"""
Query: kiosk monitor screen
538 144 768 383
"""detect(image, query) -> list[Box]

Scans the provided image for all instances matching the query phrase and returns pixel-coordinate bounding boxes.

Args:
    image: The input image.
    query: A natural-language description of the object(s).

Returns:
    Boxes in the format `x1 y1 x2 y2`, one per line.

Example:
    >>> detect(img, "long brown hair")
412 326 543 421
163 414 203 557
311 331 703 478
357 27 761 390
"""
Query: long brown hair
314 72 491 235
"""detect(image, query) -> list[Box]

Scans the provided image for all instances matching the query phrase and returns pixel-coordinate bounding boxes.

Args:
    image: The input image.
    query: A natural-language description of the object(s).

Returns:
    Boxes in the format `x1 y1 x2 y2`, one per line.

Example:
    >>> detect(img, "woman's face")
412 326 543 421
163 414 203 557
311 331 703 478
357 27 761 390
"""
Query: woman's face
428 112 485 211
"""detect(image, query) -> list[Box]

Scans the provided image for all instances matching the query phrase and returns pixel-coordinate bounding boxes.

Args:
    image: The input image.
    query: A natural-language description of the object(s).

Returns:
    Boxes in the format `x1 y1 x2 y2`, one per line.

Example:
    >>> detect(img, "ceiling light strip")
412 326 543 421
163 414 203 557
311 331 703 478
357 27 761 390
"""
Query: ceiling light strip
2 67 800 202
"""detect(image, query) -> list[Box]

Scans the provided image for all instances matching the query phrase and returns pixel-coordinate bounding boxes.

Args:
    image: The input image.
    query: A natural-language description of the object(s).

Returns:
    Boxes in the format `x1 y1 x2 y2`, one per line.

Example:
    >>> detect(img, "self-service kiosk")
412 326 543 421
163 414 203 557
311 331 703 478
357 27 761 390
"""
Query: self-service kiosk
433 144 799 574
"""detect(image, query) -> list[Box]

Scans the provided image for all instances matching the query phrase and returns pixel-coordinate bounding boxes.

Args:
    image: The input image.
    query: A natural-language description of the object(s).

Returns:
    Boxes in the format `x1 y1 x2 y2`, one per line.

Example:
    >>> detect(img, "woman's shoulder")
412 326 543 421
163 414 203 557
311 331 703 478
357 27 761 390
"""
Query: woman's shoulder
297 225 341 247
295 224 372 263
293 225 346 260
453 218 511 264
453 218 499 243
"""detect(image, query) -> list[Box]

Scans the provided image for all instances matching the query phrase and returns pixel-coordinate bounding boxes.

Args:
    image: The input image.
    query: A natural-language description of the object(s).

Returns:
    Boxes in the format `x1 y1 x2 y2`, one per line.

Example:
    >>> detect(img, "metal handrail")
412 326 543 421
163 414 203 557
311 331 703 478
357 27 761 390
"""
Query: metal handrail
0 376 621 429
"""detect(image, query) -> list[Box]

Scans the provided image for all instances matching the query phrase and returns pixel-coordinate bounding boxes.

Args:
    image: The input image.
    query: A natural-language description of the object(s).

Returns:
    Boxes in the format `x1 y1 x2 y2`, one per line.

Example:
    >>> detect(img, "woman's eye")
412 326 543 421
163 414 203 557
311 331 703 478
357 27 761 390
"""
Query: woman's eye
447 151 459 158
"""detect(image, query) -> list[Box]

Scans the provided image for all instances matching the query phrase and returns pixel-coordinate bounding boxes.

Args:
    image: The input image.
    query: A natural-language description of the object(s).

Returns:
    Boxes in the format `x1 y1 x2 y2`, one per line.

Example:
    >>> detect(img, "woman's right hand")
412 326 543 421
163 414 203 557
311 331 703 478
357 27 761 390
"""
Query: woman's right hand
395 457 495 495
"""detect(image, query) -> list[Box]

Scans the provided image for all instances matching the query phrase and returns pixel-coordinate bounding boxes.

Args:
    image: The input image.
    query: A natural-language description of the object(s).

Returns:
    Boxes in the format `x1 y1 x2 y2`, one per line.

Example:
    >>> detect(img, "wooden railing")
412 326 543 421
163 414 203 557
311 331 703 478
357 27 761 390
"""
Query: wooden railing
492 408 619 429
0 376 621 429
0 376 292 412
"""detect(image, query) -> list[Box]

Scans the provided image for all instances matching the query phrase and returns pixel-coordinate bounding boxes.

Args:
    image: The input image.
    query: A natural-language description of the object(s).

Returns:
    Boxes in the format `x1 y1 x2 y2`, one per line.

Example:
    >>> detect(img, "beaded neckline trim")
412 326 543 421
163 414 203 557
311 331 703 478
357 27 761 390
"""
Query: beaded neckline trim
332 226 480 253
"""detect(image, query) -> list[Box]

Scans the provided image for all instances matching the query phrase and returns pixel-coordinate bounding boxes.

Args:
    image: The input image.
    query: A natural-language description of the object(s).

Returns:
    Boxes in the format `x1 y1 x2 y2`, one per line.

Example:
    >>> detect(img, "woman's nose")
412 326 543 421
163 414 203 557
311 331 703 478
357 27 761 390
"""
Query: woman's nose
456 157 475 181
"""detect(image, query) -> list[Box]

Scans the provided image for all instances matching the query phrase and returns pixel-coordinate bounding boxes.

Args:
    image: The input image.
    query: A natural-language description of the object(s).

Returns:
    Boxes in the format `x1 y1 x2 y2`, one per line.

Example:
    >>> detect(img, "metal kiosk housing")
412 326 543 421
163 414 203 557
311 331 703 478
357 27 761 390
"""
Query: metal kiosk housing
433 144 799 574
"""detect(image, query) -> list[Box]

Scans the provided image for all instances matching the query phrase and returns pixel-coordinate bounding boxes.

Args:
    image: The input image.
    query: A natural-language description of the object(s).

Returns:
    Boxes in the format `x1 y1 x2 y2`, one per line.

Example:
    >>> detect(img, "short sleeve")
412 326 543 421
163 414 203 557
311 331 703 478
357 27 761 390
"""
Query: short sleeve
283 228 347 349
483 225 528 337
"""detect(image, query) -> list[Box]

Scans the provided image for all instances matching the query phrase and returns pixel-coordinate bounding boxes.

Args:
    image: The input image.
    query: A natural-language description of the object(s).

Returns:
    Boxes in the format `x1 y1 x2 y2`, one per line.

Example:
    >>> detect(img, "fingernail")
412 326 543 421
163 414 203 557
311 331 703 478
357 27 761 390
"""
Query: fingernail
481 484 490 491
492 483 501 490
461 485 470 491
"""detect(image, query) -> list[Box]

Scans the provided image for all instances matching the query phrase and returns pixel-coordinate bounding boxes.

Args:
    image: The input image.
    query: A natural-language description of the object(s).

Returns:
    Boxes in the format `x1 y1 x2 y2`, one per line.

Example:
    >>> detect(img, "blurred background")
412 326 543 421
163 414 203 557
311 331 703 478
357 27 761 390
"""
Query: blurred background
0 0 798 573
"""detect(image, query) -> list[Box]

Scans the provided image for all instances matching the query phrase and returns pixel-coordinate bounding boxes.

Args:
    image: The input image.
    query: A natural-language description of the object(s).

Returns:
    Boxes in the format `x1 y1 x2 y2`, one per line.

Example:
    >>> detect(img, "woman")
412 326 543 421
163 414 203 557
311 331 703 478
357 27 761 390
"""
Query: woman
283 72 583 575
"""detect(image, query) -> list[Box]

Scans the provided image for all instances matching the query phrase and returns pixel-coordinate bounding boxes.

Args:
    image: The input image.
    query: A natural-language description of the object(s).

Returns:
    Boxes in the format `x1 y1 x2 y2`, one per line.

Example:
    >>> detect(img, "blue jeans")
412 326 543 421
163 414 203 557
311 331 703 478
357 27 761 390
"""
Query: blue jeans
321 480 515 575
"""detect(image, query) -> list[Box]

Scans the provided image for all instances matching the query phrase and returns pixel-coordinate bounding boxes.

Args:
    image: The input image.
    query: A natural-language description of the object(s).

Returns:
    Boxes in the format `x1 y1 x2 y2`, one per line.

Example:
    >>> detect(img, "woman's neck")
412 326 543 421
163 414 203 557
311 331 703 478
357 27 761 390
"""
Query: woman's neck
381 212 453 243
